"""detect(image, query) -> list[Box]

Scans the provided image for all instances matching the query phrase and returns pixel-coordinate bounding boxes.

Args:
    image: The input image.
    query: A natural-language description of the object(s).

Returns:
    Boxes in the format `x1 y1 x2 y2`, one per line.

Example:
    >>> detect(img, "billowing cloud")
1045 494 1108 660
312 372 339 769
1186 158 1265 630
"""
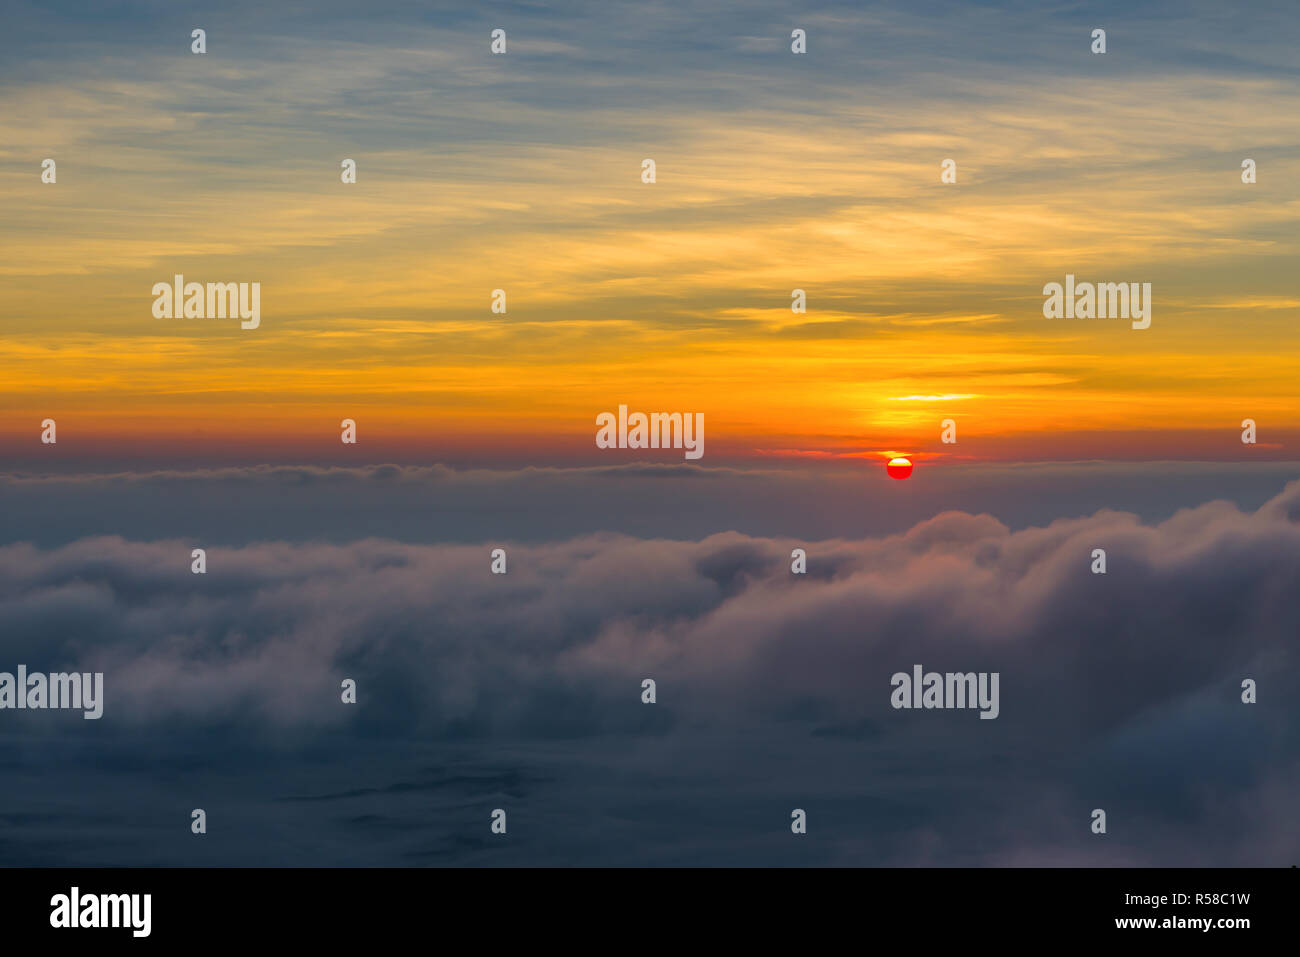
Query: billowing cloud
0 479 1296 864
4 479 1299 735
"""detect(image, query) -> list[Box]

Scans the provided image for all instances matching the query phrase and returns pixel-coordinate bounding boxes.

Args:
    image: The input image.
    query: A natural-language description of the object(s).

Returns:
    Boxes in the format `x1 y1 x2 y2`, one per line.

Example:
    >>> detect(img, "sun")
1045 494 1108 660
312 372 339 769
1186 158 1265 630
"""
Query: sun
886 456 913 480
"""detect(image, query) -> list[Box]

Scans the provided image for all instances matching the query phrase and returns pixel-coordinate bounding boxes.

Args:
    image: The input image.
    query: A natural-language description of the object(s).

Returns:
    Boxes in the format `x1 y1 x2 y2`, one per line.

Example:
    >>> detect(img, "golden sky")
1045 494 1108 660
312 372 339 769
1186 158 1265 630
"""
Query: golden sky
2 5 1297 466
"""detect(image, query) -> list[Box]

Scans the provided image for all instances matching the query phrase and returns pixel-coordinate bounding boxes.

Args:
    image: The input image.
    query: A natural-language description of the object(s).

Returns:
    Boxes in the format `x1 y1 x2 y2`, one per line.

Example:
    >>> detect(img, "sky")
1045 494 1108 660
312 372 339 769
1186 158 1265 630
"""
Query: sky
1 0 1298 867
2 0 1298 469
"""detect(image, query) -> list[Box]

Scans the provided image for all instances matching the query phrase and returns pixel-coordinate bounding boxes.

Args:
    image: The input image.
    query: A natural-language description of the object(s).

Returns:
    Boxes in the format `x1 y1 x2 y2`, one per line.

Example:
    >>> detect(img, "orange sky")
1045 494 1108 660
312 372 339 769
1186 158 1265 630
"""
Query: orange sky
3 16 1298 469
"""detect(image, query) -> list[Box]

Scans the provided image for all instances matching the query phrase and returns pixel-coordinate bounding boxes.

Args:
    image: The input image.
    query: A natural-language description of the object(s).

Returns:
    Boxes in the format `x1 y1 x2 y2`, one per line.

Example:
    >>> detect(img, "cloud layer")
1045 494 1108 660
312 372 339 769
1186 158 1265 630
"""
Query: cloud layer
1 477 1296 864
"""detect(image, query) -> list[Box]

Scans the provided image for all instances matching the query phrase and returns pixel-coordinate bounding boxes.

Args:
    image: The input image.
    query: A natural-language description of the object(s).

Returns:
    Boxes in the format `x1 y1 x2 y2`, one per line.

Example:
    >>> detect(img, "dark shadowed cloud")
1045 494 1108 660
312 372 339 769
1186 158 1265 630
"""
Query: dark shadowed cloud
0 477 1295 864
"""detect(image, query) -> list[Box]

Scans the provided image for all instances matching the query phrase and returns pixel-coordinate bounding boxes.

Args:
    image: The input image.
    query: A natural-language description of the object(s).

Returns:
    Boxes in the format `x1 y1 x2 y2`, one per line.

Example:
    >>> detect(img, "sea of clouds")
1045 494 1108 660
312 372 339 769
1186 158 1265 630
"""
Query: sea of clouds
0 476 1295 864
